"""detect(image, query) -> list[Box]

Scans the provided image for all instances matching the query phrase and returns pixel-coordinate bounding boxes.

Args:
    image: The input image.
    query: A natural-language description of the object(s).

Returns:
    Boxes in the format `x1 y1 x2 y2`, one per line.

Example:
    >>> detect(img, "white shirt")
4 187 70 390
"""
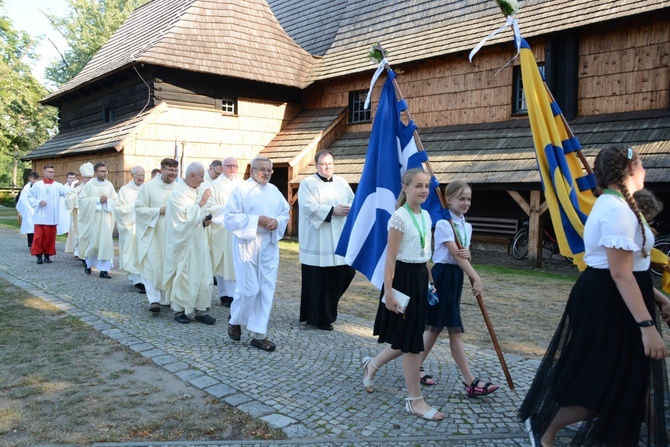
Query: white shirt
433 213 472 264
583 193 654 271
388 205 432 263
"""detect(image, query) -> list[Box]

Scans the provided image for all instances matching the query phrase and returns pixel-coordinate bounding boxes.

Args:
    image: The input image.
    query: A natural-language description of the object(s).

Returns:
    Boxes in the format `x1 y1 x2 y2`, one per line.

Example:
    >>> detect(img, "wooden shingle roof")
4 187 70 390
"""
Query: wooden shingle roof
46 0 669 103
22 103 168 161
306 0 670 81
259 107 347 165
290 109 670 187
44 0 316 102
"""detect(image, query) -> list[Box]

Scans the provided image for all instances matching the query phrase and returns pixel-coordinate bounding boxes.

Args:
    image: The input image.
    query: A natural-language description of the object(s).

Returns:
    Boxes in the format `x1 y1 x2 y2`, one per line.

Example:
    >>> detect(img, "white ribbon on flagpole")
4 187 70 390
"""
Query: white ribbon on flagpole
468 15 520 63
364 57 389 110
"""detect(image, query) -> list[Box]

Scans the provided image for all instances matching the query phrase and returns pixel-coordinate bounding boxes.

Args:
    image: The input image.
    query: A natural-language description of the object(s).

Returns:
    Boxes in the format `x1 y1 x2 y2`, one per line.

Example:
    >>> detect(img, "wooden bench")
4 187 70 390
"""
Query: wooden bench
467 217 519 255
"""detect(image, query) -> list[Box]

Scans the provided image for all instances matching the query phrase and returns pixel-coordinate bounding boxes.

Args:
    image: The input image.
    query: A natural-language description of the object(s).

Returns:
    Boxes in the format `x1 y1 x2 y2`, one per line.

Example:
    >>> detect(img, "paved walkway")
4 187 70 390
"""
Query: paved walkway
0 225 573 447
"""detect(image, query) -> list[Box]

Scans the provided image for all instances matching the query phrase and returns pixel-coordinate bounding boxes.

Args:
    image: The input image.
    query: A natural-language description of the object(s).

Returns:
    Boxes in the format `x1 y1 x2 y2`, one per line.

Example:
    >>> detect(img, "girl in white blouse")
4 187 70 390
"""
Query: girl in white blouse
520 146 669 447
361 168 445 421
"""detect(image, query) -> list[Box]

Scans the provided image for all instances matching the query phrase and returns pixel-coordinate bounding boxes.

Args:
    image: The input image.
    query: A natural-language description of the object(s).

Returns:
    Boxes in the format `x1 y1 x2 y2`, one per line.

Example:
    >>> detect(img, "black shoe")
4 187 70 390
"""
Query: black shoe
317 324 334 331
99 271 111 279
43 256 52 263
84 267 91 275
194 314 216 325
36 255 43 265
149 302 160 313
250 337 276 352
220 296 233 308
136 283 146 294
174 313 191 324
227 323 241 341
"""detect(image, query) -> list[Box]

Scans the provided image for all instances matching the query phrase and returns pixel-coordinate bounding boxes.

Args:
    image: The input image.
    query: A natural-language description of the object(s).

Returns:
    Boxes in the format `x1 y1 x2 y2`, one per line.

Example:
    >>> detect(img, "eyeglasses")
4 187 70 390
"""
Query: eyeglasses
252 167 273 174
96 170 108 173
224 165 239 169
318 163 334 167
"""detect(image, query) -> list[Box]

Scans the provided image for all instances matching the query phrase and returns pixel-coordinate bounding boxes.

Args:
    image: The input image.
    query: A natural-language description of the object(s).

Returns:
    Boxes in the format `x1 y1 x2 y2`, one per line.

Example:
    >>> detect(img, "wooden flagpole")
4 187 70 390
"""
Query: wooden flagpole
374 45 515 390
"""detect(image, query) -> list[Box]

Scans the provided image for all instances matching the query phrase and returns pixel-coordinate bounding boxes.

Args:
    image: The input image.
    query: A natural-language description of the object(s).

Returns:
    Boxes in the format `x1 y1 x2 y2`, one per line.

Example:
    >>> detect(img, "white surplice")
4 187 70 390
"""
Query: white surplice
298 174 354 267
16 183 35 235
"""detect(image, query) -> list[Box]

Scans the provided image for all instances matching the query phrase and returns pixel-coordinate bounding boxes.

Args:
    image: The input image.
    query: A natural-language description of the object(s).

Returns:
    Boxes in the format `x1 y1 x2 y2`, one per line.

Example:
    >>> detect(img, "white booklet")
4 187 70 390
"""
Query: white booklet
381 288 411 313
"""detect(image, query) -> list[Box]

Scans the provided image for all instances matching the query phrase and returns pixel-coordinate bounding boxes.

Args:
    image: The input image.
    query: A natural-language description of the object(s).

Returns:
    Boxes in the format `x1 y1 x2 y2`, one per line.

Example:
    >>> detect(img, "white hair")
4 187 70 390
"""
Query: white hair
185 162 204 177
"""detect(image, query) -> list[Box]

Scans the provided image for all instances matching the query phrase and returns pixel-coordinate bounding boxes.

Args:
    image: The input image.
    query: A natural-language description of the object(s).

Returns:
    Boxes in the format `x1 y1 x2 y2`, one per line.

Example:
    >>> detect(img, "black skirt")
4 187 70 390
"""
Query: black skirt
299 264 355 326
518 268 669 446
373 261 428 354
427 263 464 332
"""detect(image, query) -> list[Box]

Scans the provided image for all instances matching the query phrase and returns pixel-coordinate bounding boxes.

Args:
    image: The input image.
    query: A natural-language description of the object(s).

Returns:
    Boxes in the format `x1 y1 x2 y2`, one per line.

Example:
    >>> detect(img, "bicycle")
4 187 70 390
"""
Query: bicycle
511 219 565 261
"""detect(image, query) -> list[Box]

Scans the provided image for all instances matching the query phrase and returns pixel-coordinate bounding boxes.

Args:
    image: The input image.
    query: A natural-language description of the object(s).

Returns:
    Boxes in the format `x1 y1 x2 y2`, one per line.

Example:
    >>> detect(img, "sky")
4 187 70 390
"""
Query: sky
3 0 69 88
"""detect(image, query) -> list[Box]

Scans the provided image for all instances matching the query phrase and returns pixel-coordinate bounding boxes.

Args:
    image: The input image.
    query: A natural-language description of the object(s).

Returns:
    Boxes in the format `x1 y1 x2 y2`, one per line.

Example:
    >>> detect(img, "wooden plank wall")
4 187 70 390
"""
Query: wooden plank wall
578 12 670 115
303 11 668 128
123 99 302 181
58 75 155 133
303 41 541 130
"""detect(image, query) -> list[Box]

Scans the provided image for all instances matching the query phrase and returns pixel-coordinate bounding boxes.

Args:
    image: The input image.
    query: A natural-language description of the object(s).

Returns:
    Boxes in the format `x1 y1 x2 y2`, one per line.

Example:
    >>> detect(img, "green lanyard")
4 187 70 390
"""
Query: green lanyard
403 203 426 253
453 218 468 248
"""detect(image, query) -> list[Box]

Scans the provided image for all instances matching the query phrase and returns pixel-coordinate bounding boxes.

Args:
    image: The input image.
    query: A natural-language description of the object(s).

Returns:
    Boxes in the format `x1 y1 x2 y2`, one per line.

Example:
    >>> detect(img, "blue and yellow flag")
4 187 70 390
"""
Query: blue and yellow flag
519 38 595 270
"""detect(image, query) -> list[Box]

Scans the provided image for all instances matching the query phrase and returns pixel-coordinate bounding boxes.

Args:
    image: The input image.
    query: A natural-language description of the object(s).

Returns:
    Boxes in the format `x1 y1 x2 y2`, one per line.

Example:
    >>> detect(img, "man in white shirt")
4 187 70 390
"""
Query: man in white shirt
16 171 39 249
163 162 215 324
78 162 117 278
224 156 289 352
113 166 145 293
27 165 70 264
64 163 94 260
298 150 355 331
135 158 178 313
205 156 240 307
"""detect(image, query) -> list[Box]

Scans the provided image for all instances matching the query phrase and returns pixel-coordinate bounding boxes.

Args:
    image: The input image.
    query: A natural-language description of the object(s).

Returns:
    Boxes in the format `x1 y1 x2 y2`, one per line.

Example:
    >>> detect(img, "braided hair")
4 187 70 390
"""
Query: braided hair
593 145 648 257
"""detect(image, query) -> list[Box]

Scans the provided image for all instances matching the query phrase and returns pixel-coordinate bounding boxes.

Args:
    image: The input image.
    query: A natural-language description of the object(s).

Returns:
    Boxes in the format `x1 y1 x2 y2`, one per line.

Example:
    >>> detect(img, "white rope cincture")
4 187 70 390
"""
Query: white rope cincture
364 57 389 110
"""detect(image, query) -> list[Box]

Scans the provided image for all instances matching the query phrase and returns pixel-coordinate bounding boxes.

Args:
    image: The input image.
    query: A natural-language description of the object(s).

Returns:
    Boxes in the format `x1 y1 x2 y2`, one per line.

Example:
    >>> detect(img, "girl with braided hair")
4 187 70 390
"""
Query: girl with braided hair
520 146 669 446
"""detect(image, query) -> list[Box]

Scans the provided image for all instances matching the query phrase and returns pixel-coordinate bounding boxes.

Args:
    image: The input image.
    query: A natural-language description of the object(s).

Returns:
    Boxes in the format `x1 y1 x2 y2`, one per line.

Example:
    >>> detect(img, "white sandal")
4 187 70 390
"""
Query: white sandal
362 356 378 393
405 396 444 421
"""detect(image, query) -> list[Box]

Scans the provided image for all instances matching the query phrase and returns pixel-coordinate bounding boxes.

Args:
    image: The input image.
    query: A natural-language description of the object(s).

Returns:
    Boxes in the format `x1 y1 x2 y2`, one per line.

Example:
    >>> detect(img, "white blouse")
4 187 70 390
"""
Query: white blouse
388 206 432 263
433 213 472 264
583 193 654 271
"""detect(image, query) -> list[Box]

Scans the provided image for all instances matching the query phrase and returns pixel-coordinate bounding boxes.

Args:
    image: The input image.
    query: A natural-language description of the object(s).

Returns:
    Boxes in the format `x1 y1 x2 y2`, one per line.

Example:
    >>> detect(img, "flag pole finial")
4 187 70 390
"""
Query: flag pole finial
369 44 388 64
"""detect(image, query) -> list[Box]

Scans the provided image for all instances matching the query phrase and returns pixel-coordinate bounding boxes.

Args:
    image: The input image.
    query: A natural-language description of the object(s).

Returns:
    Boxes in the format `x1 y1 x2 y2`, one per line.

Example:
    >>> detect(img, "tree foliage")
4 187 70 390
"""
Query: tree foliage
44 0 149 86
0 0 58 185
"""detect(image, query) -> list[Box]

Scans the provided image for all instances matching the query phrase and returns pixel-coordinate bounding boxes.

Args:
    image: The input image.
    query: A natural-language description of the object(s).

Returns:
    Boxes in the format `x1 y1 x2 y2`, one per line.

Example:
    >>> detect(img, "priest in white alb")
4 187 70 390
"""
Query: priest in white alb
162 162 216 325
298 150 355 331
224 156 289 352
78 162 117 278
64 162 94 260
205 156 240 308
112 166 145 293
135 158 179 313
16 171 39 249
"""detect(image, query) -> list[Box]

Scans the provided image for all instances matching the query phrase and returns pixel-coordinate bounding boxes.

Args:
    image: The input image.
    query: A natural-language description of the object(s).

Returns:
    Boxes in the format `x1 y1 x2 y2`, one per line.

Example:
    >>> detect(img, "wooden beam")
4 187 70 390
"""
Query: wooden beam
508 190 529 216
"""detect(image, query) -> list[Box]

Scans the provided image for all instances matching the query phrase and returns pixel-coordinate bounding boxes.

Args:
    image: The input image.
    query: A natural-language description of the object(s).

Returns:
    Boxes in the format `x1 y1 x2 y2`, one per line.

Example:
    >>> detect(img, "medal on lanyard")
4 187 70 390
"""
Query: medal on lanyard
404 203 426 256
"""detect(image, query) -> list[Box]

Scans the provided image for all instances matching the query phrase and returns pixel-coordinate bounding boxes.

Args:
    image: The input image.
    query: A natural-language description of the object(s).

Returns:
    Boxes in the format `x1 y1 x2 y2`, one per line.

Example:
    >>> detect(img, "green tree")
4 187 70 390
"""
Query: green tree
0 0 58 188
45 0 149 86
